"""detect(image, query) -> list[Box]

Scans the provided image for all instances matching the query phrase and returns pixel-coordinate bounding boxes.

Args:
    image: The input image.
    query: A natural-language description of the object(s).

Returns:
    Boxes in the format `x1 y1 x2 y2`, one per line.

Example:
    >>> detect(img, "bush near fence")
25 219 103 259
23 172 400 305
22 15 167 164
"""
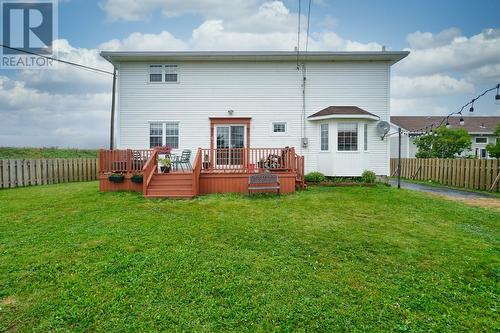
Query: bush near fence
0 158 98 189
390 158 500 192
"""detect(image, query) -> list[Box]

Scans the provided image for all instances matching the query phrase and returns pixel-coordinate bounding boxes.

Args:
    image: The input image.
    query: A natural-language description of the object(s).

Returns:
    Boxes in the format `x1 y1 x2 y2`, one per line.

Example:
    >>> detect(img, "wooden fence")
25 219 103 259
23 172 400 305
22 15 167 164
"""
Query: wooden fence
390 158 500 192
0 158 98 189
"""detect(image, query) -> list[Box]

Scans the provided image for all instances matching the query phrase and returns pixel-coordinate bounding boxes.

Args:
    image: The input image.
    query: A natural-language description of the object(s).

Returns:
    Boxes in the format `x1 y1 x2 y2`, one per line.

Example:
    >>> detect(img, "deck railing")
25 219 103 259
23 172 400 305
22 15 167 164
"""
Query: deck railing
200 147 296 173
192 148 202 195
99 149 152 174
142 149 158 193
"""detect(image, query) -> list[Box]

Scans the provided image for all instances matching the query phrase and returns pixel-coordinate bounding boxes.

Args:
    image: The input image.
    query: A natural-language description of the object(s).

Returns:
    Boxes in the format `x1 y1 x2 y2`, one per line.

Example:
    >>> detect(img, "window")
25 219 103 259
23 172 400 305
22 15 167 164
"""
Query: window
272 122 287 134
338 123 358 151
149 64 178 83
320 124 329 151
164 65 178 82
165 122 179 148
149 122 163 148
364 124 368 151
475 137 487 144
149 122 179 149
149 65 163 82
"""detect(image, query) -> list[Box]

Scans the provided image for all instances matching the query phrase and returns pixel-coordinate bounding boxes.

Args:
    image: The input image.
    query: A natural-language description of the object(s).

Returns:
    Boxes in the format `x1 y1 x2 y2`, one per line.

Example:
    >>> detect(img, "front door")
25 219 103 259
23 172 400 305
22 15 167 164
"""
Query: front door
216 125 245 166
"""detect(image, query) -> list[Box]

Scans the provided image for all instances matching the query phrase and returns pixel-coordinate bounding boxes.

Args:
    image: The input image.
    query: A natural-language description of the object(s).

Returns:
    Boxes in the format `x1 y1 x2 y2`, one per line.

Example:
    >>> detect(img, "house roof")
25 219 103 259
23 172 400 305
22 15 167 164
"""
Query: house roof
391 116 500 134
308 106 380 121
100 51 409 65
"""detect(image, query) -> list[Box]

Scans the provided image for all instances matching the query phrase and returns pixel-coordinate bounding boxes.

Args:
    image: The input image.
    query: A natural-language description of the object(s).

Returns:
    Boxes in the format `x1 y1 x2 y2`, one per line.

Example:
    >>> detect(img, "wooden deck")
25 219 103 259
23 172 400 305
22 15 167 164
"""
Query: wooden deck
99 148 305 198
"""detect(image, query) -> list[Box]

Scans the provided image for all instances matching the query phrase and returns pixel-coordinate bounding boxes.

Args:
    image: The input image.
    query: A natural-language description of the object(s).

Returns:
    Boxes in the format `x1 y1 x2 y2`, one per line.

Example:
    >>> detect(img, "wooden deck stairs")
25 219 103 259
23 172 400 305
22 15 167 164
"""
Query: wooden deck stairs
144 173 195 199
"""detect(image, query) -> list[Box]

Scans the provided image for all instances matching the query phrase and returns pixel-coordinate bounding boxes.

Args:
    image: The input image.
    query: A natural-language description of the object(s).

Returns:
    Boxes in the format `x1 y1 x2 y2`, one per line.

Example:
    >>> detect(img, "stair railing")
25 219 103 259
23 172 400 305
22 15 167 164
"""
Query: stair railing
191 148 202 196
142 149 158 193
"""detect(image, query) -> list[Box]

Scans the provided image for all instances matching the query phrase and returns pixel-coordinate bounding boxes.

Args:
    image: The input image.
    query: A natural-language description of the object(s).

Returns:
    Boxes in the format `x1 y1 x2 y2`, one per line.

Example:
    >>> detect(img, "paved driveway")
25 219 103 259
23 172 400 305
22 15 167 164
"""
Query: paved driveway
388 179 496 199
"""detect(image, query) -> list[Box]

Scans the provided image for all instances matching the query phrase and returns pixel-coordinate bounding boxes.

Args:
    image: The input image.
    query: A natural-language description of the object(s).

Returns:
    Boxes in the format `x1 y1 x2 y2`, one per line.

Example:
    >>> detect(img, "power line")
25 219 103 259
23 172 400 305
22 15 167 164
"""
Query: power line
305 0 312 54
296 0 301 69
1 44 115 76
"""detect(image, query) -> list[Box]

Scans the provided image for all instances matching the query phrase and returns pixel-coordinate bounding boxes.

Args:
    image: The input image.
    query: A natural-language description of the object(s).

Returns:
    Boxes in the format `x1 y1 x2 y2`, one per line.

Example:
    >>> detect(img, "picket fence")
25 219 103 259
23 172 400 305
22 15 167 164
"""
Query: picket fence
390 158 500 192
0 158 98 189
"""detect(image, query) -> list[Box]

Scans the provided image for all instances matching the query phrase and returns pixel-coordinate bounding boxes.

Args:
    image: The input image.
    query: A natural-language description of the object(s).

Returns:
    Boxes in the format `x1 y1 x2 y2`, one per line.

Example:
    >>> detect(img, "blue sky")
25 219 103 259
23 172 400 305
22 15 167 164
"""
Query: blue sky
0 0 499 148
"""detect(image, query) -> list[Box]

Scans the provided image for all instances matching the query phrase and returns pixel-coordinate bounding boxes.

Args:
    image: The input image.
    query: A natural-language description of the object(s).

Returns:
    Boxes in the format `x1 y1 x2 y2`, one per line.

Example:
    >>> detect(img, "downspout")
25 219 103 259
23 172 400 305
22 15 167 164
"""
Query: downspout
300 62 307 155
110 67 117 150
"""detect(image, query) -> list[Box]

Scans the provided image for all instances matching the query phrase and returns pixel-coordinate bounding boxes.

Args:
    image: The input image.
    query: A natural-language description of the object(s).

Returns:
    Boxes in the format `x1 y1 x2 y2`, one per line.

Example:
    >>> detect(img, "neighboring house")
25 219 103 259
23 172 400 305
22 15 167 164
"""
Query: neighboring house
390 116 500 159
100 51 408 177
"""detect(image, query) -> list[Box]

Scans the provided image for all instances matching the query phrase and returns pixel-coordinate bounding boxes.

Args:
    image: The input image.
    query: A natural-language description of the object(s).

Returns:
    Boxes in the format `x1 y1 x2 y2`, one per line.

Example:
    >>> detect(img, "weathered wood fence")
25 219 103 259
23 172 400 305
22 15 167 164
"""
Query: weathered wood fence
0 158 98 189
390 158 500 192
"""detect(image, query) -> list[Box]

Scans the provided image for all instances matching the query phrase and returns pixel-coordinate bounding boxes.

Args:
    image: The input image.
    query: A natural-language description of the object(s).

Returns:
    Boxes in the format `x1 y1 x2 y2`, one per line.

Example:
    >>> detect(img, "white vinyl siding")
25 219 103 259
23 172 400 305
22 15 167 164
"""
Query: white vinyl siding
118 61 391 176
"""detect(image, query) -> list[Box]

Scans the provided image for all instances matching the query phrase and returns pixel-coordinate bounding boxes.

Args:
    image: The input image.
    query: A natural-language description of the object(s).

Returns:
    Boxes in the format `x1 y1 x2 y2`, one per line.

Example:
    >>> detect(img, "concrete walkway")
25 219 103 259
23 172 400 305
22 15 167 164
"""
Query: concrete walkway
388 179 496 199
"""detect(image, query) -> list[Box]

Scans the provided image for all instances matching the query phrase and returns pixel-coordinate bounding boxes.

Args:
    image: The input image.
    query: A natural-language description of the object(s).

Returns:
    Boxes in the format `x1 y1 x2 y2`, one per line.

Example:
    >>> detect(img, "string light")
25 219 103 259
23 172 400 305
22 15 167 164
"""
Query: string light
445 117 451 128
405 82 500 135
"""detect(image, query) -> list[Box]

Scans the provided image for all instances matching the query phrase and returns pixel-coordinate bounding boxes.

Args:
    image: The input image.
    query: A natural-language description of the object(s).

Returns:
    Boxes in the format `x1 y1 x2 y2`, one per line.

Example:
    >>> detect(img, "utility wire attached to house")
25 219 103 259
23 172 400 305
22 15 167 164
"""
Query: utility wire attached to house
1 44 118 150
296 0 301 69
1 44 115 76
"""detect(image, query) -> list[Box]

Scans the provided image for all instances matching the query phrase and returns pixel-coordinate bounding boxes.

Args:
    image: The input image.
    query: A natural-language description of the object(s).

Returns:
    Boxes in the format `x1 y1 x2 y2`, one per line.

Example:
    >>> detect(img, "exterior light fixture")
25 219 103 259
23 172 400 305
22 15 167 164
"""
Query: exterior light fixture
459 114 465 126
228 109 234 115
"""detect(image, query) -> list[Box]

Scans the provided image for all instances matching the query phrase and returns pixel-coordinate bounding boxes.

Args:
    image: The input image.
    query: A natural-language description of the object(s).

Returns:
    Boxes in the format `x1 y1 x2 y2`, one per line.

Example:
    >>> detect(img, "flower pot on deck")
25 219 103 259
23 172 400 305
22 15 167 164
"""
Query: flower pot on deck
131 174 143 183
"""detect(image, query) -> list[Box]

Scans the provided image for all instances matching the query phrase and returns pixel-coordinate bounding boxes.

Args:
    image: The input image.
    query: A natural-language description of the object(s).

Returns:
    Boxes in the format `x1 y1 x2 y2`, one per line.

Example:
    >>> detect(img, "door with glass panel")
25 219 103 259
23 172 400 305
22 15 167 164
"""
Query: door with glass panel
215 125 245 167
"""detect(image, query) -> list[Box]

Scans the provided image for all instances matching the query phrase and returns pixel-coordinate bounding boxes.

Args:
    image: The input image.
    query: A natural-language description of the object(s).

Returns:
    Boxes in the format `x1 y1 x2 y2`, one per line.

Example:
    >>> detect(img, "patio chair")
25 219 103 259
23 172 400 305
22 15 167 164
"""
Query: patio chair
172 149 192 171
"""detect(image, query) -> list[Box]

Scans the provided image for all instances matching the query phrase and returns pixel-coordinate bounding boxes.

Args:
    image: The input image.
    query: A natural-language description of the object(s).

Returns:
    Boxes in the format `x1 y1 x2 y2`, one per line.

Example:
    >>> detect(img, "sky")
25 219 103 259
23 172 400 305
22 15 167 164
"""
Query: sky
0 0 499 148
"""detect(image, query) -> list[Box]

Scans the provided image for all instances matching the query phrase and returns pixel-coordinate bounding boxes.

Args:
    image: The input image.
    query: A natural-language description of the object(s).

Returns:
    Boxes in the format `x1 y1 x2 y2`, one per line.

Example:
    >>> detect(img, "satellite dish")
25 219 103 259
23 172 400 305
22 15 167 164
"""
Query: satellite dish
376 121 391 139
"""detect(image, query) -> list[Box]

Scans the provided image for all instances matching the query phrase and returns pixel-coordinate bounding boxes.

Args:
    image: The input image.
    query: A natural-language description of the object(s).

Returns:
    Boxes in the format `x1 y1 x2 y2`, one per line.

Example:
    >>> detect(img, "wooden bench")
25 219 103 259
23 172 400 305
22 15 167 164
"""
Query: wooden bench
248 173 280 195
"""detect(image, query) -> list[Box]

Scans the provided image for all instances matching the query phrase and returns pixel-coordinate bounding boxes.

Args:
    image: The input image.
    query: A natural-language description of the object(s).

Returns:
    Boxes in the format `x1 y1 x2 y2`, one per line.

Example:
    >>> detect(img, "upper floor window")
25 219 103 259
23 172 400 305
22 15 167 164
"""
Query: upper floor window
149 64 178 83
149 122 179 149
272 122 287 134
338 123 358 151
475 137 487 144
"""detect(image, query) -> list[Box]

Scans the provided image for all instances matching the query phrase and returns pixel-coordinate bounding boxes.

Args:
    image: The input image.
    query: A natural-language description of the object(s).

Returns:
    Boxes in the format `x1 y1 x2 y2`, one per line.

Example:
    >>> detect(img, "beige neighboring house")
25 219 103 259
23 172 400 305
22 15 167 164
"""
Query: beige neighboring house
390 116 500 159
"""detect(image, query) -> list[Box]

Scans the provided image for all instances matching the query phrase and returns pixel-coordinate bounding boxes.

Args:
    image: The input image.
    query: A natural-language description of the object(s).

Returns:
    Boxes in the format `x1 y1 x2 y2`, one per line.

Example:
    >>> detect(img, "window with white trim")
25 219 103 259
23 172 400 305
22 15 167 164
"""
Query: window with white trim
149 122 163 148
165 122 179 148
149 65 163 82
320 124 329 151
272 122 287 134
338 123 358 151
149 64 178 83
364 123 368 151
149 122 179 149
475 137 487 144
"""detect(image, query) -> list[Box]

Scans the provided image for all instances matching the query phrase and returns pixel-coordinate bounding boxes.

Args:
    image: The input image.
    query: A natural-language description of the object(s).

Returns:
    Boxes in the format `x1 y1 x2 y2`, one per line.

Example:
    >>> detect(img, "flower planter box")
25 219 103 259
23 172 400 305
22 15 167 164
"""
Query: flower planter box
131 175 143 183
108 174 124 183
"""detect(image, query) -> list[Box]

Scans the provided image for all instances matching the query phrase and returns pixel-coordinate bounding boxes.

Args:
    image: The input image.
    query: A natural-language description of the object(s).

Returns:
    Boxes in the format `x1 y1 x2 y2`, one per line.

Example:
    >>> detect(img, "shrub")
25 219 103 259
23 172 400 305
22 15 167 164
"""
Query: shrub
361 170 376 184
305 172 326 183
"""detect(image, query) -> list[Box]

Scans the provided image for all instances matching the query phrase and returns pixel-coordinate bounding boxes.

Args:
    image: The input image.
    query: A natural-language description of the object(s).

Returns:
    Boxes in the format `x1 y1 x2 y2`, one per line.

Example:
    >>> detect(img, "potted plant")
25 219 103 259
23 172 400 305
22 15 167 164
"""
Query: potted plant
131 173 143 183
108 172 124 183
202 153 211 169
158 157 172 173
257 158 266 169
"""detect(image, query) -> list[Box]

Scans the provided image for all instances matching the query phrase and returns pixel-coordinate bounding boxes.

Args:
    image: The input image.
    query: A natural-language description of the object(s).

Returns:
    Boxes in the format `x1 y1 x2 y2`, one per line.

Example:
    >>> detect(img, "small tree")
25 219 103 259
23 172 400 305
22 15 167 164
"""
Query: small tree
415 126 471 158
486 124 500 159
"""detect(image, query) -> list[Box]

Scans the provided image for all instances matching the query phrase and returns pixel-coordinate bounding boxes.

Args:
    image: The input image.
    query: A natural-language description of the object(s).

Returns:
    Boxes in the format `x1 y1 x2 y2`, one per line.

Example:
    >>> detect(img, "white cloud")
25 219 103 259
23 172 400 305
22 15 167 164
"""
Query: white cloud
392 74 474 99
406 27 461 49
99 31 187 51
395 28 500 82
99 0 263 21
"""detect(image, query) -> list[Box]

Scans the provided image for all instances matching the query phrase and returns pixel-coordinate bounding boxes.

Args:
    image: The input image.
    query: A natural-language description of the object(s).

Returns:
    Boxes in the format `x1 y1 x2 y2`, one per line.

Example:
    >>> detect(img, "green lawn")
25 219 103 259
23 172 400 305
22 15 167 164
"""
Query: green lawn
0 147 98 159
0 183 498 332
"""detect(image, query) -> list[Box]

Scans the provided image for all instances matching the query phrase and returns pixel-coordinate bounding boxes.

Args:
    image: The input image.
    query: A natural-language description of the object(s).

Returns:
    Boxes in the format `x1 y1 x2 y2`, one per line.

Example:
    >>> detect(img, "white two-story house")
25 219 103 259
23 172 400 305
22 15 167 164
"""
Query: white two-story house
101 51 408 177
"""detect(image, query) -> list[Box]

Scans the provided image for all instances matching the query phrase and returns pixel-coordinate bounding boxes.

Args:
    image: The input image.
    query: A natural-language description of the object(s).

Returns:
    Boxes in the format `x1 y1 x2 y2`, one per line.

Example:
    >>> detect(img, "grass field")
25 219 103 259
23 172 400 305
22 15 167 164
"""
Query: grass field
0 147 98 159
0 183 498 332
